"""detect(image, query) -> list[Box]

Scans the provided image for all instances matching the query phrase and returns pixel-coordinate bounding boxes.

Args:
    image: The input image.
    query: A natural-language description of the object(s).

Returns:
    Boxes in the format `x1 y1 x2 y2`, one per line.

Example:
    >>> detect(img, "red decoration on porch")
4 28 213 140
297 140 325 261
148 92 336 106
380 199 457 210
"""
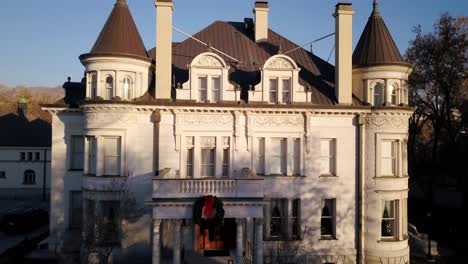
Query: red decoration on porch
202 195 216 219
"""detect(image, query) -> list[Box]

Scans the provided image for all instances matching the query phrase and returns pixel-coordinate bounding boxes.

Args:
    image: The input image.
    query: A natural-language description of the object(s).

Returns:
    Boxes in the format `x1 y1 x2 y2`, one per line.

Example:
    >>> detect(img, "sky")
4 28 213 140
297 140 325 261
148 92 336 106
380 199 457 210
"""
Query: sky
0 0 466 87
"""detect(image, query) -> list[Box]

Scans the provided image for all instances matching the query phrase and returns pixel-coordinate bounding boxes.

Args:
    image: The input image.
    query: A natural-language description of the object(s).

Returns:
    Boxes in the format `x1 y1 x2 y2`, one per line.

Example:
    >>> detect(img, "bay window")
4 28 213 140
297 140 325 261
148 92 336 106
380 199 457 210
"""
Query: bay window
381 140 398 176
381 200 396 239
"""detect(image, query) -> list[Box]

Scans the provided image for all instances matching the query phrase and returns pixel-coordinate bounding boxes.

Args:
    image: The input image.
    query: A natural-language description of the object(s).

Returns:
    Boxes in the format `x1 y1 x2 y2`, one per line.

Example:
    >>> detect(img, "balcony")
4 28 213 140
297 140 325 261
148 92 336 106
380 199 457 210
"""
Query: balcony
152 168 264 199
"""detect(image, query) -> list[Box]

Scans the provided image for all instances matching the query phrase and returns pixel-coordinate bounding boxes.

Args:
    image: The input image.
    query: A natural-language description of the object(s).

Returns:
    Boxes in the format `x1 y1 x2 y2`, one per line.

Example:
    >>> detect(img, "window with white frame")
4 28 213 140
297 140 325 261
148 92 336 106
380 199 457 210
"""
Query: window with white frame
269 79 278 103
373 83 384 106
271 138 287 175
105 76 114 100
222 137 230 177
320 139 336 176
200 137 215 177
381 140 398 176
186 137 194 178
35 152 40 161
321 198 336 238
390 84 398 105
23 170 35 185
212 77 221 103
293 138 301 175
257 138 265 175
87 137 97 175
270 198 287 238
282 79 291 104
123 77 133 100
20 152 25 161
0 171 6 178
103 137 121 176
381 200 396 239
198 76 208 102
70 136 84 170
90 72 97 99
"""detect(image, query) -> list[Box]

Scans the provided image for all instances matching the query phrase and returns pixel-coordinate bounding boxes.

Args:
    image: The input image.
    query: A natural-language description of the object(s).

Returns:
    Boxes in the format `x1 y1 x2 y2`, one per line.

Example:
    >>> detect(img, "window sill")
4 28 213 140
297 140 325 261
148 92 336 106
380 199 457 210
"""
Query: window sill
319 236 337 241
373 176 409 180
319 174 338 178
377 238 408 243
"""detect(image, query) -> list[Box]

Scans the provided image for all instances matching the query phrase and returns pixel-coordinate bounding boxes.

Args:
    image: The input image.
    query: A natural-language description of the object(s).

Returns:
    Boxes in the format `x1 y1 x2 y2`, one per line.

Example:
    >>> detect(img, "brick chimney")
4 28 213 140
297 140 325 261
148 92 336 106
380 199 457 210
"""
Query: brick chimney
334 3 354 105
253 1 269 43
155 0 174 99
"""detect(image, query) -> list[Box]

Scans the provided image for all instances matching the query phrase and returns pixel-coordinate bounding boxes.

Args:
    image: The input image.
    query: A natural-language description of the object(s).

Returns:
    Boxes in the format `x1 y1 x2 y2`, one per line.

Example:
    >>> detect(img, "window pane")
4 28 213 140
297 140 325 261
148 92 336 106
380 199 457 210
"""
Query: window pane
105 76 113 99
198 77 207 101
269 79 278 103
212 77 221 103
87 137 96 175
320 139 335 175
321 199 335 237
282 79 291 104
381 200 395 238
91 73 97 99
270 199 286 238
187 148 194 177
257 138 265 175
103 137 120 176
201 148 215 177
293 138 300 175
381 141 397 176
71 136 84 170
271 138 286 175
222 148 229 177
374 83 383 106
292 199 301 237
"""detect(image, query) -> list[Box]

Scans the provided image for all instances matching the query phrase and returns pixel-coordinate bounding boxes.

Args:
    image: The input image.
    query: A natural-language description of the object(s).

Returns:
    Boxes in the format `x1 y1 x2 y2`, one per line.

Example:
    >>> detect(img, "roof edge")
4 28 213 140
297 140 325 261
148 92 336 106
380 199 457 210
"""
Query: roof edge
79 52 153 63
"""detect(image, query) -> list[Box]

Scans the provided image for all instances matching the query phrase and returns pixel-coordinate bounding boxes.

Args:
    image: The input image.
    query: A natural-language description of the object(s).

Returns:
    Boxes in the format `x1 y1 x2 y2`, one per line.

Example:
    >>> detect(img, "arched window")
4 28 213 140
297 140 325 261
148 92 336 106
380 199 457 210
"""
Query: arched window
390 83 399 105
373 83 384 106
123 77 133 100
105 76 114 100
90 73 97 99
23 170 35 185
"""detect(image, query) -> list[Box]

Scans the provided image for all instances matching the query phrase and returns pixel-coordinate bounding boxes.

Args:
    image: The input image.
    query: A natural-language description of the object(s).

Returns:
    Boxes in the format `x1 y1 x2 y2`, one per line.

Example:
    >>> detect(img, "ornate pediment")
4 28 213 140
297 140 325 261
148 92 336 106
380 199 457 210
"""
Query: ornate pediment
265 57 294 70
195 55 224 67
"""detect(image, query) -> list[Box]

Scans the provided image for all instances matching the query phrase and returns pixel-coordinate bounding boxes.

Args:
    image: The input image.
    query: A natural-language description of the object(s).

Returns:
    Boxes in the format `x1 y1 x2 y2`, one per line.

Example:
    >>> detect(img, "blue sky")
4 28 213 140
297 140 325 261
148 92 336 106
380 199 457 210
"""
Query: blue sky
0 0 466 87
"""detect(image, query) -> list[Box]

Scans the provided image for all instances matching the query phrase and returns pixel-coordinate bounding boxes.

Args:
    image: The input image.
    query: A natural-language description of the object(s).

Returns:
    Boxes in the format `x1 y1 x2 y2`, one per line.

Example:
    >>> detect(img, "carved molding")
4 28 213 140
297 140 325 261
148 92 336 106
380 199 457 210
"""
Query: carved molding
197 55 223 67
265 57 294 69
365 117 408 128
86 112 138 124
180 114 233 126
254 115 303 128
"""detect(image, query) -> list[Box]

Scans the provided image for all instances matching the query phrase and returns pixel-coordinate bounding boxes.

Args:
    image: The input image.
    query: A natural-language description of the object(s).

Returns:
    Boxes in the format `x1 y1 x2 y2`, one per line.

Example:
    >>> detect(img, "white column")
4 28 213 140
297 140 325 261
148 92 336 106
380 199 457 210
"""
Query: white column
173 219 182 264
236 218 244 264
153 219 162 264
255 219 264 264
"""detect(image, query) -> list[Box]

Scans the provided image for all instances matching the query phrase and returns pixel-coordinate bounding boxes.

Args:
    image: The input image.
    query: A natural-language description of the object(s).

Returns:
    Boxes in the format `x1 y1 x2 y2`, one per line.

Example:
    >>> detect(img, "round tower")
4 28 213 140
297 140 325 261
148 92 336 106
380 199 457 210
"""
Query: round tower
79 0 152 101
353 1 413 263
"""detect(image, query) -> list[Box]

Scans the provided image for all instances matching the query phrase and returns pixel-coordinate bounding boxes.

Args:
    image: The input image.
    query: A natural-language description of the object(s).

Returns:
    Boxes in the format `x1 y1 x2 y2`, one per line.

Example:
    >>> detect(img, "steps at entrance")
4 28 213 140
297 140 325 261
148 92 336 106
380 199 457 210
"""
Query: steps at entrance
185 251 233 264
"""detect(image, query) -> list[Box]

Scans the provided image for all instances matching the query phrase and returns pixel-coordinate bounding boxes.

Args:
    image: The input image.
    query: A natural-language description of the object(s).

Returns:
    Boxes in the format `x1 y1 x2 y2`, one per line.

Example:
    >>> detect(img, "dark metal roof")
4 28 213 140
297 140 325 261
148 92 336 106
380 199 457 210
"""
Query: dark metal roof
150 21 341 105
0 113 51 147
84 0 149 59
352 0 406 68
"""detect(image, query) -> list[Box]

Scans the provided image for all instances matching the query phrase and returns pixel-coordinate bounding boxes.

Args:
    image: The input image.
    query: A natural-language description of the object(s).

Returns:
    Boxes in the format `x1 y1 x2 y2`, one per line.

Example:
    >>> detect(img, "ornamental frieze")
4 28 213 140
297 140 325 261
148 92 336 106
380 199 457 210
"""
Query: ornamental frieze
86 112 138 124
254 115 303 127
265 57 294 69
181 114 233 126
365 117 408 129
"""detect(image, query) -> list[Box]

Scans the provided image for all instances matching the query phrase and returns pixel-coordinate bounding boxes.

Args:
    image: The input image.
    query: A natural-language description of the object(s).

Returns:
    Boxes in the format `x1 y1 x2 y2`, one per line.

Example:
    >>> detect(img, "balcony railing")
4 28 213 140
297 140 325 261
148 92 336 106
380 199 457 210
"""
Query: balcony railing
153 168 263 199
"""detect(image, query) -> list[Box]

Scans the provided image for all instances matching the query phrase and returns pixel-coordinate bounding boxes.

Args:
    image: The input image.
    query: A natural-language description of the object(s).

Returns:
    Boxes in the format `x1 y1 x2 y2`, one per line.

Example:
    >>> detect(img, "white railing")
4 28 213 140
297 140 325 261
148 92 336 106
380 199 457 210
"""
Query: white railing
179 180 236 193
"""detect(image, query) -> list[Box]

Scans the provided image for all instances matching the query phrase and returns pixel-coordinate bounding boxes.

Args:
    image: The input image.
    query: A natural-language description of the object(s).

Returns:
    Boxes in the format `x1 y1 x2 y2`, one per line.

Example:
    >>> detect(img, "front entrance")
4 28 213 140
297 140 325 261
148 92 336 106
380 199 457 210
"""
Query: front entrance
196 218 236 256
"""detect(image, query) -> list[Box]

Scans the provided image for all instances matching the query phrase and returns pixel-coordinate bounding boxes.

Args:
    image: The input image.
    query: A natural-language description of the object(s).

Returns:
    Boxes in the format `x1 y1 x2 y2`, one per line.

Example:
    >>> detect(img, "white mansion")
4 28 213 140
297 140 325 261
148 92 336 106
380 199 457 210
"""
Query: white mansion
43 0 413 263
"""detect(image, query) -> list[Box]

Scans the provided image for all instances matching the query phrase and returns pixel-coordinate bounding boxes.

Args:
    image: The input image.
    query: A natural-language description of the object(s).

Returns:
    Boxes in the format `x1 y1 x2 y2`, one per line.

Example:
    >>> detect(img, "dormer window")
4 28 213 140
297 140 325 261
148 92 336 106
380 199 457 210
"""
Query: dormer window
212 77 221 103
198 76 208 101
105 76 114 100
269 79 278 103
282 79 291 104
123 77 133 100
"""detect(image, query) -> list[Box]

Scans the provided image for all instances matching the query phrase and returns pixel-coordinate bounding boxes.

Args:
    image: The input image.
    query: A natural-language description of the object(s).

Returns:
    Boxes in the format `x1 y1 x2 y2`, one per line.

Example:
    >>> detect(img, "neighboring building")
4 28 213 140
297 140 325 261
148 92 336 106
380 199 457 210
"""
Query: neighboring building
0 98 51 200
43 0 413 263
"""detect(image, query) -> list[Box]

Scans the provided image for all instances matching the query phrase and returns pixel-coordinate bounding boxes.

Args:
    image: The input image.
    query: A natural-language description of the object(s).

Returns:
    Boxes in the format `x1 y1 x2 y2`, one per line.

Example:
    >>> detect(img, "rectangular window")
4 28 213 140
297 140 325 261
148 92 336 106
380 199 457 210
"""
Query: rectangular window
35 152 40 161
0 171 6 178
282 79 291 104
271 138 287 175
270 199 287 238
293 138 301 175
70 191 82 228
28 152 33 161
87 137 97 175
212 77 221 103
257 138 265 175
198 76 208 102
91 73 97 99
200 148 215 177
292 199 301 238
103 137 121 176
70 136 84 170
381 200 396 239
101 201 121 243
186 148 194 178
320 139 336 176
269 79 278 103
321 199 336 238
222 148 229 177
20 152 25 161
381 140 398 176
83 199 95 244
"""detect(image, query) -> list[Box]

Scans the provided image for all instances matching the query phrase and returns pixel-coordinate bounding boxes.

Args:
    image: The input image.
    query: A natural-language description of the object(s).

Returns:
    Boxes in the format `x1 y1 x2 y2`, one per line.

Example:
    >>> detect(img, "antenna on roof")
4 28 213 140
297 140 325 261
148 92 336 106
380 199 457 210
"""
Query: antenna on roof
283 32 335 55
172 26 239 63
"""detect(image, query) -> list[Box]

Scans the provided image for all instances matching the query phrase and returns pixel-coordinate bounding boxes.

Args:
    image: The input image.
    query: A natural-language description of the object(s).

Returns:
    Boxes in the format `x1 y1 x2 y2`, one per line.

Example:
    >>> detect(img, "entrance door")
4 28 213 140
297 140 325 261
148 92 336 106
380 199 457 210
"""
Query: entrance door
196 218 236 252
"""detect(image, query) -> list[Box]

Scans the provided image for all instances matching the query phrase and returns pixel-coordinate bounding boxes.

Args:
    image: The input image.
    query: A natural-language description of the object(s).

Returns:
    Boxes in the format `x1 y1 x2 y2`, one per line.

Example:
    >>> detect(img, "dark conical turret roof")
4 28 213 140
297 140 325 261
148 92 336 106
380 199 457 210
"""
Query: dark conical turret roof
353 0 407 68
85 0 149 60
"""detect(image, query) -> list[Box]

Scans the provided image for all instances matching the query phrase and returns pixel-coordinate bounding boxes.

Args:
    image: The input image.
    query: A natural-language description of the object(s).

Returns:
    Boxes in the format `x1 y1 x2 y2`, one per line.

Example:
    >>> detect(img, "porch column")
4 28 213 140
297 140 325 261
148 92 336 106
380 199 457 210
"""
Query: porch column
173 219 182 264
153 219 161 264
236 218 244 264
255 219 264 264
